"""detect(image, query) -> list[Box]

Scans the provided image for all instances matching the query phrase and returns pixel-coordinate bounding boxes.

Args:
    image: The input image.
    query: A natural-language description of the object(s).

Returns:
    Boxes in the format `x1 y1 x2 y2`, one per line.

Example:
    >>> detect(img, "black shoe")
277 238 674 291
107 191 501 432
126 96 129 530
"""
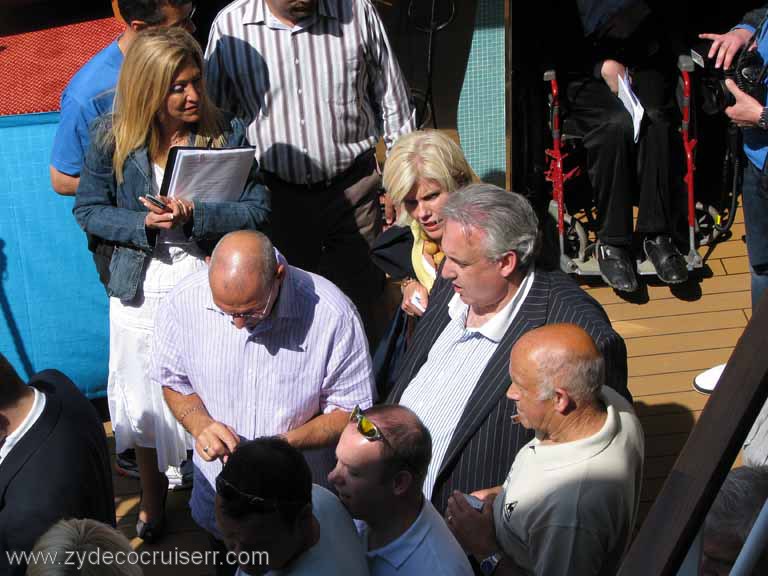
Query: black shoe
136 477 169 544
644 235 688 284
136 513 166 544
115 449 140 479
597 242 638 292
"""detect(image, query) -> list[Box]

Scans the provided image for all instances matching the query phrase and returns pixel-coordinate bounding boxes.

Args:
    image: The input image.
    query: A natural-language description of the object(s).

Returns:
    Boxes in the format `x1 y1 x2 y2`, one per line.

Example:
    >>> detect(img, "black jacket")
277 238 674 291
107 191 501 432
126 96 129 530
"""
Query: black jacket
387 268 630 513
0 370 115 575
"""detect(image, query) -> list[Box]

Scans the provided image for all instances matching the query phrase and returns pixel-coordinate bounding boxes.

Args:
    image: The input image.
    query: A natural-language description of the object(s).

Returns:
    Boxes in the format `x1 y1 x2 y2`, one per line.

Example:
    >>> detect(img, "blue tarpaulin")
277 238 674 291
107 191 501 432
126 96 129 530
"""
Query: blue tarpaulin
0 112 108 398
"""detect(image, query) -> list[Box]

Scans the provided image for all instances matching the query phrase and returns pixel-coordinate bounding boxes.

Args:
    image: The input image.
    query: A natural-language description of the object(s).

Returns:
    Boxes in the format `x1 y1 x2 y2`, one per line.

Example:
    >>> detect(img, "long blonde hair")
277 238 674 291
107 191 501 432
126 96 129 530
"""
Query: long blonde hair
383 130 478 226
108 27 226 183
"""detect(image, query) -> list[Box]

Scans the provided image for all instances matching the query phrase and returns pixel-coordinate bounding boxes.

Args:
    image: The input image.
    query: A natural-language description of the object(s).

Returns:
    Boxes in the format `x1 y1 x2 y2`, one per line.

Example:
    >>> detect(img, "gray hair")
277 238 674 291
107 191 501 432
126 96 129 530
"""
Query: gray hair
440 183 539 270
27 519 142 576
533 347 605 404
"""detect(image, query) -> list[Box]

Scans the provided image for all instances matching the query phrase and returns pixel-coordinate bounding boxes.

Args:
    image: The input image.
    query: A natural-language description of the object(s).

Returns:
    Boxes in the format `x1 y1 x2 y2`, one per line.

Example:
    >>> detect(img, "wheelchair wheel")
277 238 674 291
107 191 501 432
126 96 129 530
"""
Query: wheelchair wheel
542 201 589 273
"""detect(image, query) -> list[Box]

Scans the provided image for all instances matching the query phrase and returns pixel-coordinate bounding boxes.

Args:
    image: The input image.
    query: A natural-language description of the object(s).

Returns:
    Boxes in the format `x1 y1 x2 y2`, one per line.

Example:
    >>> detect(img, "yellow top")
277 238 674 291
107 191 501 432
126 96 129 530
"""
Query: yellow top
409 220 444 292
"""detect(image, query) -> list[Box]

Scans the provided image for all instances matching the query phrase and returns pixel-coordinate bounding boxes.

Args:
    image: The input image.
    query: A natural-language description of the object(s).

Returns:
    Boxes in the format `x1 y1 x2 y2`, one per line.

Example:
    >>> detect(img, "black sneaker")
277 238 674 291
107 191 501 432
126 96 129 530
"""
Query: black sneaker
115 449 140 478
644 235 688 284
597 242 638 292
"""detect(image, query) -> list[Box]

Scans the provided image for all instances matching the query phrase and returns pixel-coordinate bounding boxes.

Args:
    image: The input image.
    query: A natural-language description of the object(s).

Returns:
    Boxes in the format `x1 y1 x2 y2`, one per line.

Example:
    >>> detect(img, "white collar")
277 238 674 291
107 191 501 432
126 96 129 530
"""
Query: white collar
447 267 535 342
261 0 318 31
0 387 46 465
529 387 630 470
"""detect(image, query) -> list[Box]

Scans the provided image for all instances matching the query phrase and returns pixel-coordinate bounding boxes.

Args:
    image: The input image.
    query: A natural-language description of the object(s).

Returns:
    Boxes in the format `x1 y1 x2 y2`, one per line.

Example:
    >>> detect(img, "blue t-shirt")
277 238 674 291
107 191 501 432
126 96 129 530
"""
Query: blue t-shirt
50 40 123 176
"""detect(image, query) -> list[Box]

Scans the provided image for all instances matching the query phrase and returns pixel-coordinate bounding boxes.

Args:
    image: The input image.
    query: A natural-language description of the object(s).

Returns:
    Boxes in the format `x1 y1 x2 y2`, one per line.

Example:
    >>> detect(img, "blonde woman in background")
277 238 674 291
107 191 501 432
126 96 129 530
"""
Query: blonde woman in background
371 131 477 396
27 519 142 576
380 130 478 316
74 27 270 541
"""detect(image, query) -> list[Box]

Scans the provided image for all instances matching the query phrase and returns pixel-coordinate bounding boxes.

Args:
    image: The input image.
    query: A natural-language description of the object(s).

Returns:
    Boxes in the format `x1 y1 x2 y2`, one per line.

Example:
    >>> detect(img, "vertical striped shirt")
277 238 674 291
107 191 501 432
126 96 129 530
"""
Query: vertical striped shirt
399 269 535 499
150 256 374 532
204 0 416 184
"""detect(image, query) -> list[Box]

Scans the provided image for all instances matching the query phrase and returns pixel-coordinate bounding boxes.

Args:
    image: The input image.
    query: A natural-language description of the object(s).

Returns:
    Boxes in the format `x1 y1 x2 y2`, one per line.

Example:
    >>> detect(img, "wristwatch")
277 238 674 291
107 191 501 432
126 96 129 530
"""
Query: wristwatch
758 107 768 131
479 552 502 575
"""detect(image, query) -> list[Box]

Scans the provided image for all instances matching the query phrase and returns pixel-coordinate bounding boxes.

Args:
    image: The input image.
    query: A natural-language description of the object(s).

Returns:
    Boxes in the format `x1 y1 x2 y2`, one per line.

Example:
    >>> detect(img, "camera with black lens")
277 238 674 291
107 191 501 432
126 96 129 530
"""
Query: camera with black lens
692 42 767 116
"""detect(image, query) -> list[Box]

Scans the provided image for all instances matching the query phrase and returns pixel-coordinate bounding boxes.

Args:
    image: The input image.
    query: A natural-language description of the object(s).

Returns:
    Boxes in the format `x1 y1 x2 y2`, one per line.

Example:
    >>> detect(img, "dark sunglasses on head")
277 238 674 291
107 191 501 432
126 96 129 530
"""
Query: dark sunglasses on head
350 405 385 442
215 475 283 512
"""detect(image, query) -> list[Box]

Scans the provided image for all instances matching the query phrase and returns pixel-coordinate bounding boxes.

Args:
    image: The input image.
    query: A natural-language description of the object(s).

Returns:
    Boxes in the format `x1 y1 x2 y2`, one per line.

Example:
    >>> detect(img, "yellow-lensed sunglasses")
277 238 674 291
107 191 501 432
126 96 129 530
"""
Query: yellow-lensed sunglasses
350 405 385 442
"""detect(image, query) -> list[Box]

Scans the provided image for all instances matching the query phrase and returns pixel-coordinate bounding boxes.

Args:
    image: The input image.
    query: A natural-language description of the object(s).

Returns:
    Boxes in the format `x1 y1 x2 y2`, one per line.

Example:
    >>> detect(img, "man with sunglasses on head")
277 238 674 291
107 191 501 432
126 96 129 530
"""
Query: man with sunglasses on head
216 437 369 575
154 230 374 570
329 405 473 576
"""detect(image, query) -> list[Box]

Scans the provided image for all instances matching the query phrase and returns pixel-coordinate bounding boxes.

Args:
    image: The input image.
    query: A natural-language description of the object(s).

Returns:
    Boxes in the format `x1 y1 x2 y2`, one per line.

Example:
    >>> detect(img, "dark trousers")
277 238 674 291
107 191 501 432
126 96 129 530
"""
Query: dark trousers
263 151 385 345
742 160 768 310
564 65 683 247
208 535 238 576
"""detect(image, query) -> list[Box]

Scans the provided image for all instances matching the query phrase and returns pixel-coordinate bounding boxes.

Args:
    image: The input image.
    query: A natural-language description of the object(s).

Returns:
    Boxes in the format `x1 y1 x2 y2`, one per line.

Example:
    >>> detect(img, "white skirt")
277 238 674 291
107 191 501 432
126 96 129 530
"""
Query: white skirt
108 243 206 470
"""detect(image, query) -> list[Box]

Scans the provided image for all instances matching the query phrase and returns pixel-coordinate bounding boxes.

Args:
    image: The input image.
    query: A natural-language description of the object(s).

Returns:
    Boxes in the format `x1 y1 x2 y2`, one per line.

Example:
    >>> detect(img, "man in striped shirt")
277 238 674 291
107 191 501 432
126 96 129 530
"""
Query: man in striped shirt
204 0 416 341
387 185 629 513
154 230 374 552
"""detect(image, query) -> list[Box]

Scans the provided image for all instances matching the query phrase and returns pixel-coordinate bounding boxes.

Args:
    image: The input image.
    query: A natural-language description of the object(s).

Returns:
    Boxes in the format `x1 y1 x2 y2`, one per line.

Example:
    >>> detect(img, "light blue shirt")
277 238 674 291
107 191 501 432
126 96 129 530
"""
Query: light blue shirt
360 499 473 576
235 486 369 576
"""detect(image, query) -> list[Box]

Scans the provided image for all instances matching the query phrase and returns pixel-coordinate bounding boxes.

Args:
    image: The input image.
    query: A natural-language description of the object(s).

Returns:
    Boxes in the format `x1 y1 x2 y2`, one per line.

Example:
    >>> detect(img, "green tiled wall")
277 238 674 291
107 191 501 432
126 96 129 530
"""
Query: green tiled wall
457 0 506 187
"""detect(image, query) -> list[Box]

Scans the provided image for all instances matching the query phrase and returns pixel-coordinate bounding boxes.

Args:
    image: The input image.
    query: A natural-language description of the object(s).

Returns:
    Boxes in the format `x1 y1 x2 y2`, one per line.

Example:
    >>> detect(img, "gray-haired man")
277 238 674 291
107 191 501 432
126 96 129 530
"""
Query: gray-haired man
386 184 630 514
446 324 644 576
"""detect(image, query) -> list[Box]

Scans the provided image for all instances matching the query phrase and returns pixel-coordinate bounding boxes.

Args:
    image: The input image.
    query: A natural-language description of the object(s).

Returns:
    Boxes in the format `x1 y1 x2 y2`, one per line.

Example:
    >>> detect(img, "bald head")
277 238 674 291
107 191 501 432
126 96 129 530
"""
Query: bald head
209 231 277 306
512 324 604 403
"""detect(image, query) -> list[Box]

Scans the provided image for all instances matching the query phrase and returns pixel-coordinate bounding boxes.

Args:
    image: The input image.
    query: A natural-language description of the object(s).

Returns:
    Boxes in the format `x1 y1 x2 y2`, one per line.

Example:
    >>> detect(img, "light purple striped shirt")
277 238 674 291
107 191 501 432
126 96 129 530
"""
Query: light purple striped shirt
150 256 374 530
204 0 416 184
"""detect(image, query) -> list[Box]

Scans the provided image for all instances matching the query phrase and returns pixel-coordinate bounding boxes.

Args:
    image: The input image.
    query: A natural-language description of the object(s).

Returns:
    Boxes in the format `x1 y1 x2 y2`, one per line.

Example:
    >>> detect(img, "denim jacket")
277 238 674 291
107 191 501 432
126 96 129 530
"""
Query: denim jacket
73 114 270 303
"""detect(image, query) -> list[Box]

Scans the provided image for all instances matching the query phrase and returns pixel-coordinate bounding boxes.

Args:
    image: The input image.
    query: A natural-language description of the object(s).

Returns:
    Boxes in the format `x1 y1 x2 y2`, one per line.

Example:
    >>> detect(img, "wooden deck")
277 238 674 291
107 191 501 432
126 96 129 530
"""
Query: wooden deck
582 207 750 523
107 209 751 573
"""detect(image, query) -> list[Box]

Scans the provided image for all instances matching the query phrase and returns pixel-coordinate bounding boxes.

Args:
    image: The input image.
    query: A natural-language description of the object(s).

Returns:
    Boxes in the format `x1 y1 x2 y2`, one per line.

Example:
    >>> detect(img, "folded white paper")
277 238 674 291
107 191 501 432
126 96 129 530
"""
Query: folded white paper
617 71 644 143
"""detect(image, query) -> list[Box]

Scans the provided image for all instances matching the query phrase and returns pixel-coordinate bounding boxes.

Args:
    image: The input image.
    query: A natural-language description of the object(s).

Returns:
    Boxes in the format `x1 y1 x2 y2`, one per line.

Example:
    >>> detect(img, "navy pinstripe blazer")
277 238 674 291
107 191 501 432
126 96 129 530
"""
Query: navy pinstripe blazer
386 267 630 513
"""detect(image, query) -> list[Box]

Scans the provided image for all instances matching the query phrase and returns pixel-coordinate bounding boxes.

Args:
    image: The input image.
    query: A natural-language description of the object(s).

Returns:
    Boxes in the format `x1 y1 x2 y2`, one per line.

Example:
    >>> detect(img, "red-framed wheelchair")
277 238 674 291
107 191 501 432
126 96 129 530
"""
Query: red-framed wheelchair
542 54 741 280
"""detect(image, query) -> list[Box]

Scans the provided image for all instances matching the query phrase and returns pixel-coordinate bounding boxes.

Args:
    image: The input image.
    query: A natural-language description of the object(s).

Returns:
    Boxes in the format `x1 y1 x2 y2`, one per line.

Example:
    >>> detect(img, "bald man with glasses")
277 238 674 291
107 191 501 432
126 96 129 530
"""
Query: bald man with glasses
152 230 374 546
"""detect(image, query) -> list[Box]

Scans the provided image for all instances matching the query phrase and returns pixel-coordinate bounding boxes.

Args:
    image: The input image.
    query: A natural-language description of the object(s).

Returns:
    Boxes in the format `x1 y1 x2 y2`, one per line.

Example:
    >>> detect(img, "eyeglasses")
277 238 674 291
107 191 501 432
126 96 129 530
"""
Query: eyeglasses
350 405 386 442
217 280 277 322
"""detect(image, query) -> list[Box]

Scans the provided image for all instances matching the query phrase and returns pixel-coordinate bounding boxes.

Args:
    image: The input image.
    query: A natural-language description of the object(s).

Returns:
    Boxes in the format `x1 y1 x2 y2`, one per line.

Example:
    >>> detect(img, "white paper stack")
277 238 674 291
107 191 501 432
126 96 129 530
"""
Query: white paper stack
161 146 255 202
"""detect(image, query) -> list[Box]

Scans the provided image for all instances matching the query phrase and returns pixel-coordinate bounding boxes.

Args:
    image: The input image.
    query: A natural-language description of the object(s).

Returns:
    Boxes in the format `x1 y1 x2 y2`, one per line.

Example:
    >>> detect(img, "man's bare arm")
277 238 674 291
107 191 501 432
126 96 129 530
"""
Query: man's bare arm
283 410 349 450
163 387 239 462
50 166 79 196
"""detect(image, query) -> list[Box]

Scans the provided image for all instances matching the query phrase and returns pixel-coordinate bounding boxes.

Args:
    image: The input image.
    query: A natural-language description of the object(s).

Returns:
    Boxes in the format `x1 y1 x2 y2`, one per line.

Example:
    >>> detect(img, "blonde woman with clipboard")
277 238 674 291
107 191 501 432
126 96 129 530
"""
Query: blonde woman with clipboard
74 27 269 542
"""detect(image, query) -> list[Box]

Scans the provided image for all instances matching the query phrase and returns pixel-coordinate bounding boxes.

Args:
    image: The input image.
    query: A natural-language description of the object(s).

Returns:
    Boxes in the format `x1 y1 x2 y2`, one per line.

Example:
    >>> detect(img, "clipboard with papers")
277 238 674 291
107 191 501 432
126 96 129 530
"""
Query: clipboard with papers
158 145 256 202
